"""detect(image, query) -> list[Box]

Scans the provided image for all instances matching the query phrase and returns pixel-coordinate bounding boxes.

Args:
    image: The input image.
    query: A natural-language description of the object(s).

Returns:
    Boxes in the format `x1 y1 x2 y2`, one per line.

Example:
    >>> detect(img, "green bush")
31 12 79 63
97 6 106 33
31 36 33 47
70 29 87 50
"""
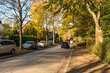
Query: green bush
9 35 37 46
89 39 110 63
77 42 86 47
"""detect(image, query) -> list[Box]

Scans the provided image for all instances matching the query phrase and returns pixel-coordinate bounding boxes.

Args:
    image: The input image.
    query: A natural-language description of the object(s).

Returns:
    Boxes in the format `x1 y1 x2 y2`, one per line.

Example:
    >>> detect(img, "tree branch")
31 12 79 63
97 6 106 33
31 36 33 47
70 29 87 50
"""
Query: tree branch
86 3 97 21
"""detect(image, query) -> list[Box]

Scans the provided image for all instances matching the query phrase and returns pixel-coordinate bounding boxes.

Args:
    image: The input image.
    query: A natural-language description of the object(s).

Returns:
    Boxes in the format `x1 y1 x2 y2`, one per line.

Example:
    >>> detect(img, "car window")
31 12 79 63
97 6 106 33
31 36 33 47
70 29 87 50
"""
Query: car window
63 42 68 44
25 41 33 44
0 41 7 45
40 41 45 43
8 41 15 45
0 42 2 46
3 41 14 45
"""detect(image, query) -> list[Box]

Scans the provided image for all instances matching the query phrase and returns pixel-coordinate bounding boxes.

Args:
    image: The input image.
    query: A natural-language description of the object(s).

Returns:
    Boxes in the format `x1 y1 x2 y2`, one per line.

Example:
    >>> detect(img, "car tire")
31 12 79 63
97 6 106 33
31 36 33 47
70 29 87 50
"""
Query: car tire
11 49 16 55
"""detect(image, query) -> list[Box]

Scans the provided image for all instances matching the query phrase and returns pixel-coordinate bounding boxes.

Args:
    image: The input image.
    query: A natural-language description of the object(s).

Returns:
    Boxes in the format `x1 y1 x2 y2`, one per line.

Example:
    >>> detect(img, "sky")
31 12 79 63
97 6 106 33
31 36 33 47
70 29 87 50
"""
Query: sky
0 0 32 24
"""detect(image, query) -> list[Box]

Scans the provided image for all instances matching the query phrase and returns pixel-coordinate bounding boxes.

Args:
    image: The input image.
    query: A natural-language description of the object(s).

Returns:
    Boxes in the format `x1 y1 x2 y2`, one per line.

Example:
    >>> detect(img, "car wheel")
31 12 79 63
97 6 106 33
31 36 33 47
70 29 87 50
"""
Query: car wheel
11 49 16 55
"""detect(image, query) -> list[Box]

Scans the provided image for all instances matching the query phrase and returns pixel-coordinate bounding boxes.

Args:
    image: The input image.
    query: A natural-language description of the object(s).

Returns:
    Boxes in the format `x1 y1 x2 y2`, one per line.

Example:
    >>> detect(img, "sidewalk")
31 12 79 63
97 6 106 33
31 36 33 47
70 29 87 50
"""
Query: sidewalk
66 48 110 73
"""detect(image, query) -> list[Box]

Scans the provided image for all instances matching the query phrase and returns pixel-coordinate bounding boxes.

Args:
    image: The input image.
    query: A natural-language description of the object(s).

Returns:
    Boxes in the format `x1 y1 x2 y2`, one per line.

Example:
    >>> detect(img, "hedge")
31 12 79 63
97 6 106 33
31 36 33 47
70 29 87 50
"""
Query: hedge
9 35 37 46
77 42 86 47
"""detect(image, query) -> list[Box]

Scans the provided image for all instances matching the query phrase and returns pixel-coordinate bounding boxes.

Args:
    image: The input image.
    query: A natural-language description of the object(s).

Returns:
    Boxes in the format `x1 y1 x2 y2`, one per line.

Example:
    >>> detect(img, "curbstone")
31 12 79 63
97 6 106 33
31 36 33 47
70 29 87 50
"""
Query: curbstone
63 49 73 73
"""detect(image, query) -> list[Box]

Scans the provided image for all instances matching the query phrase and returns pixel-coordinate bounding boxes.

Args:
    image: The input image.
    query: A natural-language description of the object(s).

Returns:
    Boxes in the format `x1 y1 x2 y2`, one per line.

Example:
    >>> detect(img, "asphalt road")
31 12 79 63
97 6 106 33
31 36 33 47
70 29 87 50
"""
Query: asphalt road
0 45 72 73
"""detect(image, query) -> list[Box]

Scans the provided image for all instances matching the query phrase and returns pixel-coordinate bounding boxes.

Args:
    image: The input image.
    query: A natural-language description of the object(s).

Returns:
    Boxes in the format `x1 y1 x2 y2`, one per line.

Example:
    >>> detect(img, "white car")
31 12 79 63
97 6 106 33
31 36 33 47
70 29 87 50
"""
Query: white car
38 41 47 47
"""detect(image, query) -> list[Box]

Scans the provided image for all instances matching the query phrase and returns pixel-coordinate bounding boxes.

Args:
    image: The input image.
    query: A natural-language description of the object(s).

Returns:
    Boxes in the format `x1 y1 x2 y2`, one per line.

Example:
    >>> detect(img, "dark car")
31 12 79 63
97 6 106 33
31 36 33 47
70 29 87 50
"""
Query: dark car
22 41 37 50
61 42 69 48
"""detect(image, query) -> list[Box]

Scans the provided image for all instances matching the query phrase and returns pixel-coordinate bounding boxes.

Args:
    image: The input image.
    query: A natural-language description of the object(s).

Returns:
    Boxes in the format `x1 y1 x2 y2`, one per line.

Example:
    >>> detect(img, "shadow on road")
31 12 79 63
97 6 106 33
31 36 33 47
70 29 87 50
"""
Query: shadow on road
0 47 72 73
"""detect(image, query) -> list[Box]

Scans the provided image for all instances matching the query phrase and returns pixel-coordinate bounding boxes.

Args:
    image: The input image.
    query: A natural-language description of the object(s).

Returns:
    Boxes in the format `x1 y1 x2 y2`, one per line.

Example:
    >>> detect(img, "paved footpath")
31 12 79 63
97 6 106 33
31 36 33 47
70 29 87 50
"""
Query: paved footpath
66 48 110 73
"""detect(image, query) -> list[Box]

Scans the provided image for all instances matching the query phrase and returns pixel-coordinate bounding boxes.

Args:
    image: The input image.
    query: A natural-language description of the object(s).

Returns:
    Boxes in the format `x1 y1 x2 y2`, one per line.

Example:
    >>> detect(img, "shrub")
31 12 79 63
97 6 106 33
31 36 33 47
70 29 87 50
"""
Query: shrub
9 35 37 46
89 39 110 63
77 42 86 47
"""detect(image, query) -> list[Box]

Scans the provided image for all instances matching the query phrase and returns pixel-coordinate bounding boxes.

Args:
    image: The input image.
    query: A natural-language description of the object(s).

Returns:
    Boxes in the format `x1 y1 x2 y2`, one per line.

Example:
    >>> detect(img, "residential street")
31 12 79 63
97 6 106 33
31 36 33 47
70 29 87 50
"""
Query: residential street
0 45 72 73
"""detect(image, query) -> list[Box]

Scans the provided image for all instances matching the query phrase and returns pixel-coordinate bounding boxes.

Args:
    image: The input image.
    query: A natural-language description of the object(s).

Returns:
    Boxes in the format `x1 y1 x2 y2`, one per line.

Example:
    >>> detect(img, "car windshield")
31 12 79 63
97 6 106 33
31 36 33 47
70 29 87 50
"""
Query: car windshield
63 42 68 44
40 41 45 43
25 41 33 44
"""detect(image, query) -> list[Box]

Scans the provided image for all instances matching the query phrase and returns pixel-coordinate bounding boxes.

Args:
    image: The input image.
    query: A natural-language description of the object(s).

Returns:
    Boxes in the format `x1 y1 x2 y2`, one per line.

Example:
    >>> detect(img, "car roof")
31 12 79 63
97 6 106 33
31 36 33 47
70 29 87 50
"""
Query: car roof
26 41 34 42
0 39 14 42
40 41 46 42
63 42 69 43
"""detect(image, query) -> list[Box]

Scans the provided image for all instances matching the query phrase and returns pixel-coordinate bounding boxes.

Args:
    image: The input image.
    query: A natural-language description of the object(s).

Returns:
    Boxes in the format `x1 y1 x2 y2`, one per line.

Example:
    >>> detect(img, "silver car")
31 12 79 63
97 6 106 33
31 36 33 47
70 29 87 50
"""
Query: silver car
0 39 16 54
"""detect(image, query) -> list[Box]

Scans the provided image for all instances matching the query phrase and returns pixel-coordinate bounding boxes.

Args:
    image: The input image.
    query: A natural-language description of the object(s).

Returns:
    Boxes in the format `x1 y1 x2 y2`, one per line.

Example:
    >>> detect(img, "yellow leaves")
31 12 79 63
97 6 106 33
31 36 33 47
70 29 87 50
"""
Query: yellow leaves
30 1 46 19
26 20 43 32
62 34 67 41
51 3 57 12
62 12 73 24
65 0 70 4
37 31 44 39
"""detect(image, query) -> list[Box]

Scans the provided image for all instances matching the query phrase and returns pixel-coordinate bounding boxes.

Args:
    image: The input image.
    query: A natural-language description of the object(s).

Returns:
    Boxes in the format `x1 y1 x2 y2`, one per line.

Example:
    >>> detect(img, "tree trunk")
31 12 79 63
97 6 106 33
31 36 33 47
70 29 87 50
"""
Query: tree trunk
46 34 48 43
94 18 103 44
36 31 38 44
53 29 55 45
86 3 103 44
45 20 48 44
59 35 60 43
19 22 22 49
18 0 22 49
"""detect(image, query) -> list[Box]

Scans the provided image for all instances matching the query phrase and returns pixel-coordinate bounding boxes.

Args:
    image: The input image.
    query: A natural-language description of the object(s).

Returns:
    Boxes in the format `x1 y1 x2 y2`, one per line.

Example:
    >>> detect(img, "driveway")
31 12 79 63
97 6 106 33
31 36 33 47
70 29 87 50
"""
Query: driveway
0 45 72 73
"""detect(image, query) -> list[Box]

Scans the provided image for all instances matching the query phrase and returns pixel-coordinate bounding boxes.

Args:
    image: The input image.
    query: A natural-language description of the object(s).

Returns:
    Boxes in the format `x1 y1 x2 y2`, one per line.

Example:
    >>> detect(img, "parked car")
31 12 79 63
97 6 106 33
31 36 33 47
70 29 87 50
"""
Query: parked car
48 40 52 46
61 42 69 48
22 41 37 50
0 39 16 54
69 41 74 48
38 41 47 47
74 41 79 44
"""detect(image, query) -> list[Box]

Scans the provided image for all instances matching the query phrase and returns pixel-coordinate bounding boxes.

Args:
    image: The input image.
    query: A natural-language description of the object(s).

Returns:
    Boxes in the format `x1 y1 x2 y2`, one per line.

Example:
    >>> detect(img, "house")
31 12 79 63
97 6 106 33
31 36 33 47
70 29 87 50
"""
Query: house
0 21 4 31
0 21 9 39
0 21 4 38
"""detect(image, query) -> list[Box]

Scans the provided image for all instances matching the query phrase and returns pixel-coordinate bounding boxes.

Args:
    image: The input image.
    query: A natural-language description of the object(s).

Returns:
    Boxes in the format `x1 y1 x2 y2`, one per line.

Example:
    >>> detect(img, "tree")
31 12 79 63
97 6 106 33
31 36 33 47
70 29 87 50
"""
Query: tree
0 0 32 49
0 23 12 38
30 1 49 43
23 20 44 40
45 0 110 44
30 0 59 45
85 0 103 44
100 0 110 40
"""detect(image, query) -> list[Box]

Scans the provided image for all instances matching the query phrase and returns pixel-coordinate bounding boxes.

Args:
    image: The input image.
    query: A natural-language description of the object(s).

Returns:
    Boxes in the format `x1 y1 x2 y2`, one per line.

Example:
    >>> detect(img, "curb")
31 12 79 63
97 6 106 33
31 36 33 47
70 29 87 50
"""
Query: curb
63 49 73 73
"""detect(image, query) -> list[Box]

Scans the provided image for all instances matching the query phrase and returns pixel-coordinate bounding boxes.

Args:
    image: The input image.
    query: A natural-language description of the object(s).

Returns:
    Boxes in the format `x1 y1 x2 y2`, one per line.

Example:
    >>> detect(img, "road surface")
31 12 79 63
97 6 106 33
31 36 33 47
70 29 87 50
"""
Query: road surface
0 45 72 73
